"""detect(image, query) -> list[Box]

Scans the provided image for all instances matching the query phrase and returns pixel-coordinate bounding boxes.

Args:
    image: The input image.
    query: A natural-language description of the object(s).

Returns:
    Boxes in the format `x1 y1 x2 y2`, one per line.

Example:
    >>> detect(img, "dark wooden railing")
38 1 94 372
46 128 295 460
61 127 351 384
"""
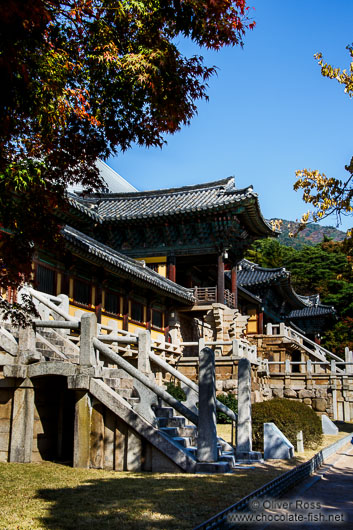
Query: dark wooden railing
193 286 217 304
192 286 235 309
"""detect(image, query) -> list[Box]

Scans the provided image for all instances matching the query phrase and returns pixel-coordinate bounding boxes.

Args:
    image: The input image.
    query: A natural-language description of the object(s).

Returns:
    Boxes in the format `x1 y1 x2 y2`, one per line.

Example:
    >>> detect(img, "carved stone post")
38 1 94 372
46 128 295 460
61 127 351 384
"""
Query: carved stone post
197 347 218 462
18 325 40 364
138 329 152 377
57 294 70 335
345 347 353 375
235 358 262 461
236 358 252 457
9 378 35 463
80 313 97 367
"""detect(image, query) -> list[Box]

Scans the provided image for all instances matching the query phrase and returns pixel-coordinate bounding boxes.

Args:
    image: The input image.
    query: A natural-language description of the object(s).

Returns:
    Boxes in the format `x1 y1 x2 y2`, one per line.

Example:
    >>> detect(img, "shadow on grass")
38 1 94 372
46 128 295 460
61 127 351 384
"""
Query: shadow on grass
36 465 285 530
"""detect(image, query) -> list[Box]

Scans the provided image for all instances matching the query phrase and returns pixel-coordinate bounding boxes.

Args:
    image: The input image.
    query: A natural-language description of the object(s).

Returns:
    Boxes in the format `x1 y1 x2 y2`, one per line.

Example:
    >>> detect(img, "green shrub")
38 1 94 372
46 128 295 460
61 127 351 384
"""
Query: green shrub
166 381 186 401
252 398 322 451
216 393 238 424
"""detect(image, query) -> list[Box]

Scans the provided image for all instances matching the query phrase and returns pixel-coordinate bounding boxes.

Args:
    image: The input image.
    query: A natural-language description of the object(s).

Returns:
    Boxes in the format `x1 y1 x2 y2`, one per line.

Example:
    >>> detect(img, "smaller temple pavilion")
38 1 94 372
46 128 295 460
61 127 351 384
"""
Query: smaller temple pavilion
230 259 336 340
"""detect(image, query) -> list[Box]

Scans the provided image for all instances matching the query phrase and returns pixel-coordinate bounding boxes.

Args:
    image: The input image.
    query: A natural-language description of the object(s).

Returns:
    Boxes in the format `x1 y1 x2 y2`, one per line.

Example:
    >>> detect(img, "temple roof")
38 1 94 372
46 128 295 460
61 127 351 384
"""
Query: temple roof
233 259 336 318
237 259 289 286
62 226 195 304
288 305 336 319
69 177 277 237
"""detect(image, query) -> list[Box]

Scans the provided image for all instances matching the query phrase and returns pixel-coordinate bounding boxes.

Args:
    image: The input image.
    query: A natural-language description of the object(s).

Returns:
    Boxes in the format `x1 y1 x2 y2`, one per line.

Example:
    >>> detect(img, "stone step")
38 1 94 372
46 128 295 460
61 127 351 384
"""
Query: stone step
177 426 197 439
172 436 192 448
115 388 135 399
160 425 197 440
125 397 140 405
103 377 134 390
160 427 179 437
157 416 186 428
219 453 236 467
154 407 174 418
195 461 231 474
185 446 197 457
102 368 134 379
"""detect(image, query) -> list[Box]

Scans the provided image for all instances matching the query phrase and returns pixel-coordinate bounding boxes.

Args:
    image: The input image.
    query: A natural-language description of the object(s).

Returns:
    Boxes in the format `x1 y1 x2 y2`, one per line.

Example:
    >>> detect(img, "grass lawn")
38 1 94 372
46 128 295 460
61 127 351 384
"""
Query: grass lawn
0 422 351 530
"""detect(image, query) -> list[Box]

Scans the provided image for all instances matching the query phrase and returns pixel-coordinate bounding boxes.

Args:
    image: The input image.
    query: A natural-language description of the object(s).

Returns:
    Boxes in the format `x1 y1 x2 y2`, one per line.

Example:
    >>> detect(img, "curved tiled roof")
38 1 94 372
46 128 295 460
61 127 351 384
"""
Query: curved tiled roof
62 226 195 304
288 305 336 318
67 194 101 222
71 177 277 237
236 259 289 287
234 259 336 318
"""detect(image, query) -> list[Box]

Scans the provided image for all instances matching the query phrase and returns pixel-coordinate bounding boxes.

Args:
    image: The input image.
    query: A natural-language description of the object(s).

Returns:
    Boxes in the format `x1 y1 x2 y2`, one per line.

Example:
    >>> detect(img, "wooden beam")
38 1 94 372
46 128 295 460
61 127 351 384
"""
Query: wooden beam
231 265 237 309
217 254 224 304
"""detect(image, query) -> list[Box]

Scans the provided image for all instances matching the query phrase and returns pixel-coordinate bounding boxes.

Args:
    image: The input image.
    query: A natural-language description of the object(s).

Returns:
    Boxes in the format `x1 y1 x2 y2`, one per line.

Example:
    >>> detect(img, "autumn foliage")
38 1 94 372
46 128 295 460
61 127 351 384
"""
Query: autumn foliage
295 46 353 239
0 0 255 288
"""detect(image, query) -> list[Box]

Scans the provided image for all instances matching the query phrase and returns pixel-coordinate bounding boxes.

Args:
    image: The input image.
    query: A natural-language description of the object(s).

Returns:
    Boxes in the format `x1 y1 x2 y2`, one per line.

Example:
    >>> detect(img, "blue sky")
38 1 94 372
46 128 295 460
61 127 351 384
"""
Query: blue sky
108 0 353 231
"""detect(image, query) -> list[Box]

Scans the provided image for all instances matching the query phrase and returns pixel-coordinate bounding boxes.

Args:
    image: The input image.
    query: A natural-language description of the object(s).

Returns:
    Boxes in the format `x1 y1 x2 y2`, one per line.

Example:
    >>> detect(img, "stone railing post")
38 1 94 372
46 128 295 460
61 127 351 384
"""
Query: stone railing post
197 347 218 462
235 358 261 461
345 347 353 375
18 325 41 364
331 360 336 375
198 337 205 354
279 323 286 336
236 358 252 459
56 294 70 335
80 313 97 367
74 312 96 469
296 431 304 453
231 338 239 358
266 323 272 335
285 359 291 374
138 329 152 377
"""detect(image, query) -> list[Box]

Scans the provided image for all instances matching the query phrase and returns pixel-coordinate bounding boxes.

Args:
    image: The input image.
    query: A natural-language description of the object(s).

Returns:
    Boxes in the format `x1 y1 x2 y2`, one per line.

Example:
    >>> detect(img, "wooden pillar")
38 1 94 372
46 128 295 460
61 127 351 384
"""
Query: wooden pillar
167 255 176 282
95 285 102 324
123 295 129 331
258 311 264 334
217 254 224 304
231 265 237 309
145 304 151 331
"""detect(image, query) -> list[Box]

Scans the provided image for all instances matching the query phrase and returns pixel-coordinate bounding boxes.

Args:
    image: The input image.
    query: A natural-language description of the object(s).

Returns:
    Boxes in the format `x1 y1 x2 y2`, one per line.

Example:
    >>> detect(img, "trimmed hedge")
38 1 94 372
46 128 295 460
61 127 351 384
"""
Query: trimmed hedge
252 398 322 451
166 381 186 401
216 393 238 424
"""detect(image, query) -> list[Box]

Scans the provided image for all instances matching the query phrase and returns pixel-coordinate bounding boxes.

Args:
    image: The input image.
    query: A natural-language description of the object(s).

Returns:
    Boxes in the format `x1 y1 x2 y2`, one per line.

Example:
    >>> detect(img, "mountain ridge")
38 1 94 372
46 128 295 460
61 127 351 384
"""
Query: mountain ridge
270 218 346 249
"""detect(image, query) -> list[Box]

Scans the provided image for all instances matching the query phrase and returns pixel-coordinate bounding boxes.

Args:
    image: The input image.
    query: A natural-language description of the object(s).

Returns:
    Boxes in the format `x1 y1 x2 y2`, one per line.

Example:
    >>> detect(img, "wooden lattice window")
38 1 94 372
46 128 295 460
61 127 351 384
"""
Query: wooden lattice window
151 309 164 330
36 264 56 295
130 300 144 323
73 279 91 306
104 291 120 315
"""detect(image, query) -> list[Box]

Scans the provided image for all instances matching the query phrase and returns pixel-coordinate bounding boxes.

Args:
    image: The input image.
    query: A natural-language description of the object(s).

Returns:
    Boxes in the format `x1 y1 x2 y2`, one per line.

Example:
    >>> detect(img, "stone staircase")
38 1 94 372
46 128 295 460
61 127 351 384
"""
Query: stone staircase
1 305 239 473
154 403 236 472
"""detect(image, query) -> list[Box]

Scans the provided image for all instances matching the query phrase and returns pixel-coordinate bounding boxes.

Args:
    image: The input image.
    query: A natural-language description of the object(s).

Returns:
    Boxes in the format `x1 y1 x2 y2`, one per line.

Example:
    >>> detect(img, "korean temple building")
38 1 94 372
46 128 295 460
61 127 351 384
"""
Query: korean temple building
31 165 334 347
2 161 352 472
